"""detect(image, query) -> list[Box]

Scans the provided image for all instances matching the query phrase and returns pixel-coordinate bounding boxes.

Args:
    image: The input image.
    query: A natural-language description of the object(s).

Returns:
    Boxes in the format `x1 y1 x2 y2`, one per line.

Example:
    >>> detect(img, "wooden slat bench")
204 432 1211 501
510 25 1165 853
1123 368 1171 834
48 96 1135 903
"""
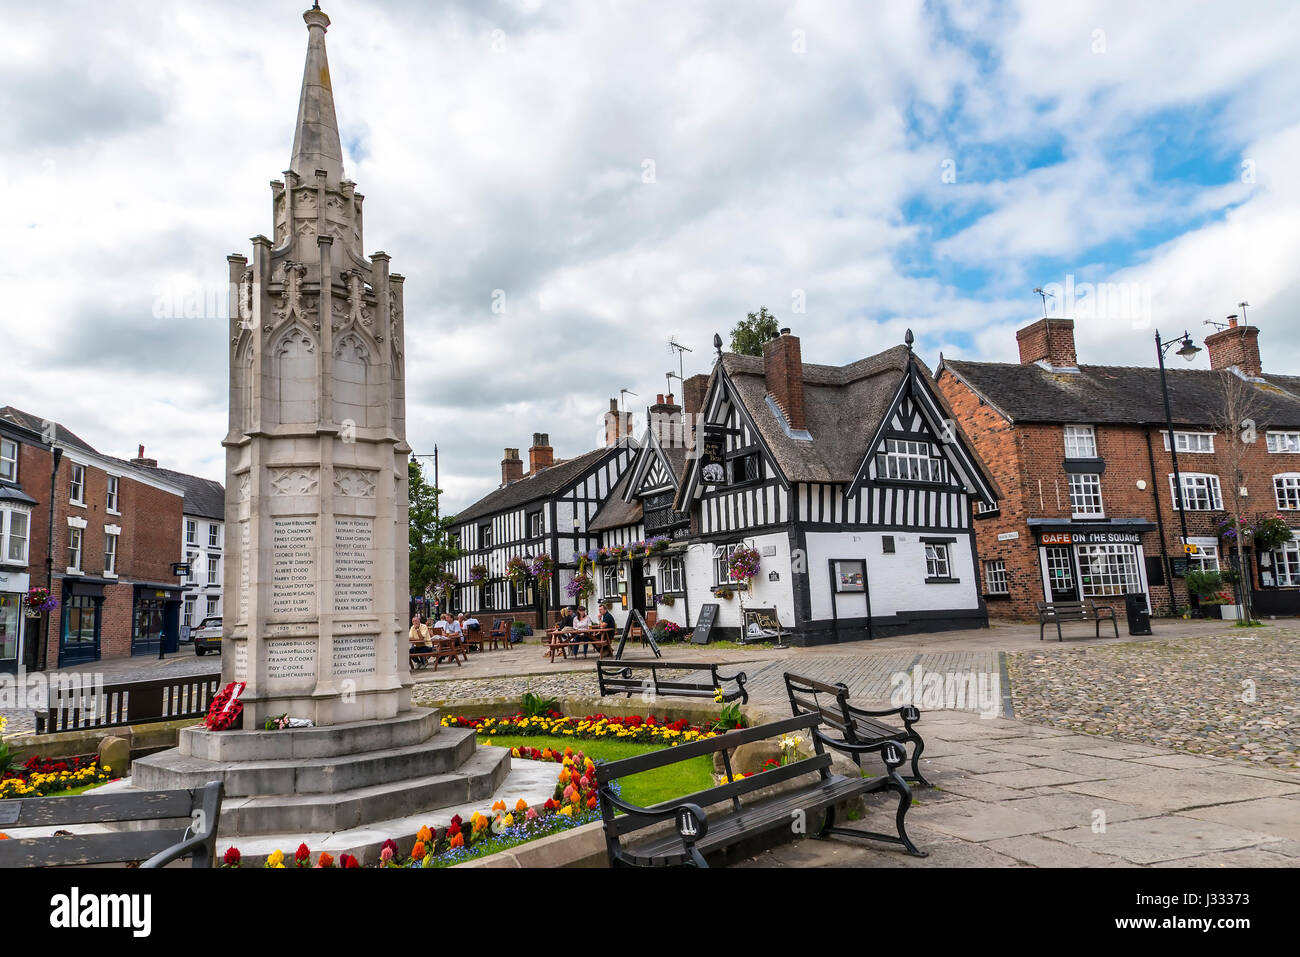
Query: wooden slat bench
1035 600 1118 641
0 781 224 868
785 671 931 787
596 713 924 866
34 672 222 735
597 659 748 703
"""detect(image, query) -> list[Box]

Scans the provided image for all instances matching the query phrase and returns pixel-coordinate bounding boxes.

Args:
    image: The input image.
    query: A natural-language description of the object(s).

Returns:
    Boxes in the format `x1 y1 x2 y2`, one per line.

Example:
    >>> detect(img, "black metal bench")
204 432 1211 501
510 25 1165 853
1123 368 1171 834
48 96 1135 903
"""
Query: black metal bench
595 713 924 866
1035 600 1118 641
34 672 222 734
0 781 224 868
596 659 748 703
785 671 931 787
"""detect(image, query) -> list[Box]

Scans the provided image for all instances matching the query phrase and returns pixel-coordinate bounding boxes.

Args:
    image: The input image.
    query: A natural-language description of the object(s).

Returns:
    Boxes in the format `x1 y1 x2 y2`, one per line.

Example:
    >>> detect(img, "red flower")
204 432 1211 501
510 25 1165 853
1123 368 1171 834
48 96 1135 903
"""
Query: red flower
223 847 241 866
340 853 360 869
295 842 311 865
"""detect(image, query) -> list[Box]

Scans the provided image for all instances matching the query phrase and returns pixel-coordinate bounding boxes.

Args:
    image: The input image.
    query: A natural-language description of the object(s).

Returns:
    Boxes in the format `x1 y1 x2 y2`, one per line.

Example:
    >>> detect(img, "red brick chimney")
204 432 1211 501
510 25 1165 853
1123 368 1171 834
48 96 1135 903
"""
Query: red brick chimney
528 433 554 474
1204 316 1262 377
762 328 806 431
603 399 632 447
130 444 159 468
648 393 684 448
682 374 709 418
501 448 523 486
1016 318 1077 368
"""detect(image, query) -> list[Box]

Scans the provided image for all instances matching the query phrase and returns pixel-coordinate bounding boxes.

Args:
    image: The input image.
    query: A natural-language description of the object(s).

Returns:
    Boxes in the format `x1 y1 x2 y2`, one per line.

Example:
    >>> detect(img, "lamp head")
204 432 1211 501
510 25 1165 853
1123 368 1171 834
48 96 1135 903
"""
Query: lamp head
1176 337 1201 361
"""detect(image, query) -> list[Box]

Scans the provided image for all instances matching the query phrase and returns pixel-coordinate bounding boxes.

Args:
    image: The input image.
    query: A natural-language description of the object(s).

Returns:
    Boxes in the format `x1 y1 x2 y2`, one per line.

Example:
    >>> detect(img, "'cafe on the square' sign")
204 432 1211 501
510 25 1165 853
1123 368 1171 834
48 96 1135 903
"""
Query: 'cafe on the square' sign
1030 521 1156 611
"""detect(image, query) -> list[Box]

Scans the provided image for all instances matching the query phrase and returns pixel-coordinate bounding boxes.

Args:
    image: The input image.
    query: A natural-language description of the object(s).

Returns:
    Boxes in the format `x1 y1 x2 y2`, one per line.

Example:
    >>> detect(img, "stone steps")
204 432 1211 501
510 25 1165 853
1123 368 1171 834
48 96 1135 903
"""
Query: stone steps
216 745 512 837
132 726 477 797
178 708 443 762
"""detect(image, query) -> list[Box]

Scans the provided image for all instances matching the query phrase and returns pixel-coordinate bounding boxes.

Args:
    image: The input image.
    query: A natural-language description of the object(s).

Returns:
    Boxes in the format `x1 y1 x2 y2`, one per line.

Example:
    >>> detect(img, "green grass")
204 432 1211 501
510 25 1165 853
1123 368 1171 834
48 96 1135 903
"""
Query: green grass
42 780 111 798
476 733 714 808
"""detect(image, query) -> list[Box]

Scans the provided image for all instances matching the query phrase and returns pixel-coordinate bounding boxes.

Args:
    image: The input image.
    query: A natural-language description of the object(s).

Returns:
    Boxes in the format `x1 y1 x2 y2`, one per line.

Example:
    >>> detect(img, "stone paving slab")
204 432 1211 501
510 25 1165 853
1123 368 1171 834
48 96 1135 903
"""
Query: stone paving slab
1062 767 1300 811
1176 797 1300 841
1040 817 1281 865
981 834 1130 868
994 793 1162 830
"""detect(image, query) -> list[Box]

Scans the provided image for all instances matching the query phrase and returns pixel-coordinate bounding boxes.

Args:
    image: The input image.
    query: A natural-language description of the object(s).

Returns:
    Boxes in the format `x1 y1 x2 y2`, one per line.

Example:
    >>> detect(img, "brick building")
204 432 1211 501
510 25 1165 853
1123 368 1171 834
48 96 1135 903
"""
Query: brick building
0 408 192 668
935 318 1300 621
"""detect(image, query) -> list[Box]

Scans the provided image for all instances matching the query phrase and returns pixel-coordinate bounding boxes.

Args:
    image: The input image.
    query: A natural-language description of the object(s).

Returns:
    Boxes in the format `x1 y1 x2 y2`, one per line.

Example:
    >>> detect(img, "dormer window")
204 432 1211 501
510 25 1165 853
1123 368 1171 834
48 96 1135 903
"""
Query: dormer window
1063 425 1097 459
728 452 761 485
879 439 941 482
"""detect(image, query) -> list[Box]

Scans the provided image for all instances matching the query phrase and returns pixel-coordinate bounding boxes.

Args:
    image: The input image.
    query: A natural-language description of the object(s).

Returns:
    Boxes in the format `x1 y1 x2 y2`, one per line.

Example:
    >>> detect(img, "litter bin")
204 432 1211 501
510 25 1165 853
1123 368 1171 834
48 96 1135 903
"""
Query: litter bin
1123 592 1152 636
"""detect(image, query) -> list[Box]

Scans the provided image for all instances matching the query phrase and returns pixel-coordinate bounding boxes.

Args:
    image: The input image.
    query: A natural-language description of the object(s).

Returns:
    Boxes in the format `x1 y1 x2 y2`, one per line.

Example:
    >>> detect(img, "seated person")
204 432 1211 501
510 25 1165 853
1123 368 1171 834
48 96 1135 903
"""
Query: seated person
408 615 432 666
598 603 616 638
571 606 593 656
430 615 447 637
444 614 463 639
463 614 480 635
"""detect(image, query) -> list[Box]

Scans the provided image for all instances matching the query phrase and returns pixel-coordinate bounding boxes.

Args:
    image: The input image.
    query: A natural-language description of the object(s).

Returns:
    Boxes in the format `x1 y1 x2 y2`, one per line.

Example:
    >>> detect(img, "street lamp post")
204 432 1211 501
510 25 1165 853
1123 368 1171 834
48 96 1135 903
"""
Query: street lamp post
1154 329 1202 608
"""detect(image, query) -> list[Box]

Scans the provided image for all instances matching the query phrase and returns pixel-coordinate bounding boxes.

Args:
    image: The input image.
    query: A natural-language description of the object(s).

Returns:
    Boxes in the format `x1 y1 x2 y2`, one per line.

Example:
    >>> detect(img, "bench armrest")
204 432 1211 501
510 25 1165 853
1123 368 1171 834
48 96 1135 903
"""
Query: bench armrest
811 728 908 770
141 832 215 869
843 701 918 725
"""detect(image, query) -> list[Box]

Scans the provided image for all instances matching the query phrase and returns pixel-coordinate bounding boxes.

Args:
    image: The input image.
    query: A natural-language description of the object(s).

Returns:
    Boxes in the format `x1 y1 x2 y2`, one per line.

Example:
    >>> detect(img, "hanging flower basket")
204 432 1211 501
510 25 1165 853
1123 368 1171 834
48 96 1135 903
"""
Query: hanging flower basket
505 556 531 589
529 553 555 583
1252 514 1294 553
728 546 761 586
469 564 488 584
24 587 57 618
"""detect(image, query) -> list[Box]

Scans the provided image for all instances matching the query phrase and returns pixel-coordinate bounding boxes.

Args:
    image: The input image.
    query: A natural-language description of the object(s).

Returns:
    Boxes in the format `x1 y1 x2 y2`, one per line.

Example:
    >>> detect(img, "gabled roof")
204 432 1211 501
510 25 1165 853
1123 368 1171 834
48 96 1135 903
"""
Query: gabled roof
453 447 614 525
940 361 1300 428
718 345 913 484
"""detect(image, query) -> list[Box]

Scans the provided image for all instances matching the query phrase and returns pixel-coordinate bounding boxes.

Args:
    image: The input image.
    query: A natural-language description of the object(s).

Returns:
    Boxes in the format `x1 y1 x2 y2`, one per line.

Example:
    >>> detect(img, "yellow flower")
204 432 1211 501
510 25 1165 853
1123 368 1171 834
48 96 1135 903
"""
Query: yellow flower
266 849 284 868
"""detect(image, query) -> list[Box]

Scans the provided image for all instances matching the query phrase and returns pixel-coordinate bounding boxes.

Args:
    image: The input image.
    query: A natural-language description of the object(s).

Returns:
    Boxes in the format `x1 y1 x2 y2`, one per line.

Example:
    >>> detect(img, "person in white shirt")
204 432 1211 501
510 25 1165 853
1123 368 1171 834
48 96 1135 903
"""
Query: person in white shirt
431 616 447 637
444 614 463 638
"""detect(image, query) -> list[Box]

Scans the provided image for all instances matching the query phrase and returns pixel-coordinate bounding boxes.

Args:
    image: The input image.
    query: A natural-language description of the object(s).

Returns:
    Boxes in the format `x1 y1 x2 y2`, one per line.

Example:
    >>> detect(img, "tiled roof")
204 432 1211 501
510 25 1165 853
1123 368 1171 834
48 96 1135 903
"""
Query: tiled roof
941 361 1300 428
0 406 98 455
131 464 226 520
453 447 615 525
588 470 642 532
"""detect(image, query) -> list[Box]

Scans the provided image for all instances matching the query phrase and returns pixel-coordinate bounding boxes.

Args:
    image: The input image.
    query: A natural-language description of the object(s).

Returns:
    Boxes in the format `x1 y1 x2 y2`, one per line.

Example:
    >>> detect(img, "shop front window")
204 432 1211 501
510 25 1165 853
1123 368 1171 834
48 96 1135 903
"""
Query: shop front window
1075 544 1141 596
0 593 20 662
1270 539 1300 587
65 595 98 651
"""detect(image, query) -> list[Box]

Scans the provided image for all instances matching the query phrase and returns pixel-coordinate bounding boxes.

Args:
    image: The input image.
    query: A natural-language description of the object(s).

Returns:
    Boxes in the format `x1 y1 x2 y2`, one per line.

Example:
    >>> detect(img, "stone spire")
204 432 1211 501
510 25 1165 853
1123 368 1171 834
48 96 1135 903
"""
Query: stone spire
290 4 345 187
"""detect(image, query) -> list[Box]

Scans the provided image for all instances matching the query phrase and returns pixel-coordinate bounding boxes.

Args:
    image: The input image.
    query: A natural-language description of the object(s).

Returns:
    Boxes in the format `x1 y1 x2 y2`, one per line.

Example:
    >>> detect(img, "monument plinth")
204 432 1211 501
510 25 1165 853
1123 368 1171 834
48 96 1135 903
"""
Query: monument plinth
220 3 411 729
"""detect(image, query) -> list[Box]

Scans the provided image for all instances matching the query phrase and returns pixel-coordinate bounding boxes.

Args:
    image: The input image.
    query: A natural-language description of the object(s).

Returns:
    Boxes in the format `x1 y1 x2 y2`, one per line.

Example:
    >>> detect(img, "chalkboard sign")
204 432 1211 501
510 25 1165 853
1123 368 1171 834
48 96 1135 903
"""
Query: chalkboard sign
615 610 663 659
691 603 719 645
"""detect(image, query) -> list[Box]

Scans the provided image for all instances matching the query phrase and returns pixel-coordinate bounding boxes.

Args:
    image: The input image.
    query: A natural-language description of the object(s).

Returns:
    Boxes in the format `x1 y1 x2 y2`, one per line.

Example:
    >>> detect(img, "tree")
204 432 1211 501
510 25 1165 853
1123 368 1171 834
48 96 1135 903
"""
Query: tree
408 460 461 607
1209 371 1266 624
729 306 781 357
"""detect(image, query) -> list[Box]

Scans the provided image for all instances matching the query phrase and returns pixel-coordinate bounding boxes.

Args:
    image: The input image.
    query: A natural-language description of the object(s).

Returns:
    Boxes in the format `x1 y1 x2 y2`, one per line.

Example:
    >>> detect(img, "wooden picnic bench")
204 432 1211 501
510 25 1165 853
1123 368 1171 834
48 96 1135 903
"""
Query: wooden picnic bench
595 713 924 866
545 626 614 662
409 636 466 672
0 781 224 868
597 659 748 703
785 671 930 787
1035 600 1118 641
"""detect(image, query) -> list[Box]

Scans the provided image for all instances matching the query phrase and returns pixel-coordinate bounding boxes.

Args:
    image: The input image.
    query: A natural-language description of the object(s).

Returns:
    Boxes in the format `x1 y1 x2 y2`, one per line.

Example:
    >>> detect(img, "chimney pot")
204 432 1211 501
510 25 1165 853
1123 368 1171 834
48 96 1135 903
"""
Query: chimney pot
529 433 554 473
501 448 523 486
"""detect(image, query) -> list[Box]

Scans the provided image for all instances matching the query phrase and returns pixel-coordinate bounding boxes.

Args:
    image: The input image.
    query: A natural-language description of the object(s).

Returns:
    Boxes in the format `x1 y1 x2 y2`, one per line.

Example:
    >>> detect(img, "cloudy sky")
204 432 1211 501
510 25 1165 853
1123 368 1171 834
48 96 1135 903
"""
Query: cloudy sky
3 0 1298 513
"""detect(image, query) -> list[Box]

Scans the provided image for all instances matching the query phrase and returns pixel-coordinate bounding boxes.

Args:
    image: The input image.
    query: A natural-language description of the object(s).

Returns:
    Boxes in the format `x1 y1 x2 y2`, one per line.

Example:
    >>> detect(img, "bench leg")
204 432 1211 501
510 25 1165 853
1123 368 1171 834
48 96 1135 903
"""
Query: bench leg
817 775 927 858
908 737 932 788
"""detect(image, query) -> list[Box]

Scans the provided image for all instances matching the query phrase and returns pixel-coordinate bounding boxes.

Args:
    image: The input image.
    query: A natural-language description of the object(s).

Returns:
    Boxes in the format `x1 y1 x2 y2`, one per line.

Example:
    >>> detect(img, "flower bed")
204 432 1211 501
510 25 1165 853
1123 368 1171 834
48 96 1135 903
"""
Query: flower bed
443 711 721 744
221 748 607 868
0 754 119 799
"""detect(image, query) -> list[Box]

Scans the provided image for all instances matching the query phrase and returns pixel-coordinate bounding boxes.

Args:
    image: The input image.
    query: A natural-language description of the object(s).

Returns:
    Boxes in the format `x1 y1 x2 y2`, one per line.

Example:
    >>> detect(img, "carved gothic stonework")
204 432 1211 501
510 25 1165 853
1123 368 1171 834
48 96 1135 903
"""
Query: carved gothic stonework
333 467 377 498
238 473 251 501
269 467 319 496
340 270 373 329
271 262 317 333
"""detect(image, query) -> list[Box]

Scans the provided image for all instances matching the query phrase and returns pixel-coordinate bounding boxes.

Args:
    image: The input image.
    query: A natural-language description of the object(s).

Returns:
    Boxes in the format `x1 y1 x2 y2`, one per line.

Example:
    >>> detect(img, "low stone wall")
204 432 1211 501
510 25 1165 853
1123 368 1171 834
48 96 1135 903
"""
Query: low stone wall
6 718 200 766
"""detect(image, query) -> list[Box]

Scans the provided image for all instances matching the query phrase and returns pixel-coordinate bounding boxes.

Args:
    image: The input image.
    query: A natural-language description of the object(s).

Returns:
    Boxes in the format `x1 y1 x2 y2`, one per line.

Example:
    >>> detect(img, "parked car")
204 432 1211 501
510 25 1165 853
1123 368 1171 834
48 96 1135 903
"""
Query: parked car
193 617 223 655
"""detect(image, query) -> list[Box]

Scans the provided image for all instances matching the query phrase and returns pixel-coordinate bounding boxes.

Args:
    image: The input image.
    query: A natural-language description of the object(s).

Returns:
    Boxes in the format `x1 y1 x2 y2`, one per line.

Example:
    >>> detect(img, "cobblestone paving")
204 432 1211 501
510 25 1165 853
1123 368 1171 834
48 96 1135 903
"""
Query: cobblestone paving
1008 629 1299 768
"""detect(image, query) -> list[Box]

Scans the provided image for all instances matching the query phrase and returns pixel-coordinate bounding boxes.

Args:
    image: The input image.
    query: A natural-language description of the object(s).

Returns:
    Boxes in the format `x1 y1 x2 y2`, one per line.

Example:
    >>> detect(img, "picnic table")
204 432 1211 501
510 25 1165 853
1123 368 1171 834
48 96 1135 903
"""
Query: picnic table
545 625 614 662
